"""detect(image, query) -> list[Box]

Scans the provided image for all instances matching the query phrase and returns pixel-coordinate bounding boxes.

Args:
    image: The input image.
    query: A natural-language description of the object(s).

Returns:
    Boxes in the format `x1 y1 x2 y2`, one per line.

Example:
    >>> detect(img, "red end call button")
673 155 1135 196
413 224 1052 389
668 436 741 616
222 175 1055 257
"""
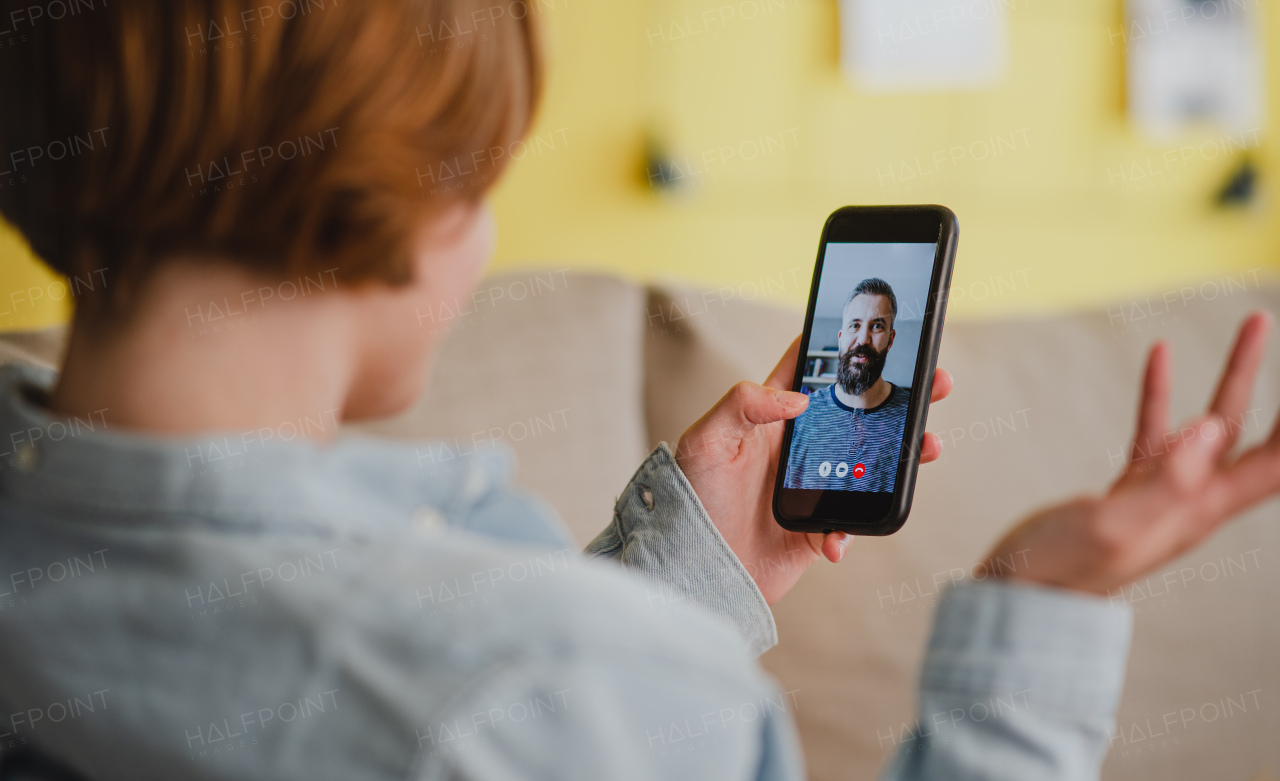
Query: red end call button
852 463 866 479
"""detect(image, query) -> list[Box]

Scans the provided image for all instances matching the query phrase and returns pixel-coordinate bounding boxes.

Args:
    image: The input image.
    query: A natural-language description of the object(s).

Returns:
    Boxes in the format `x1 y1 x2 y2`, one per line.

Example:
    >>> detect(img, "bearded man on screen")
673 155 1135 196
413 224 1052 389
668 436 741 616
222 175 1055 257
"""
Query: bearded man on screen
784 277 911 492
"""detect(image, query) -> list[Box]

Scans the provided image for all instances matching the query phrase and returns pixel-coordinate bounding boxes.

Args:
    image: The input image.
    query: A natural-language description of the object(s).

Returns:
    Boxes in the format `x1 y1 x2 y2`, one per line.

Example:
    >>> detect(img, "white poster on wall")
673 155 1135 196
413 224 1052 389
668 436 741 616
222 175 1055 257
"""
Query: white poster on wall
840 0 1009 92
1125 0 1265 140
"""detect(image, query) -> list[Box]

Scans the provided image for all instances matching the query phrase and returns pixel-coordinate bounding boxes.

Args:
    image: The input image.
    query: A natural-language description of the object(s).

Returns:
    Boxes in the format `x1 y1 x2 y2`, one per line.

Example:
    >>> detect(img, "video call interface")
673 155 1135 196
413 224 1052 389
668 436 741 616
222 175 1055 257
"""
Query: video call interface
784 242 937 494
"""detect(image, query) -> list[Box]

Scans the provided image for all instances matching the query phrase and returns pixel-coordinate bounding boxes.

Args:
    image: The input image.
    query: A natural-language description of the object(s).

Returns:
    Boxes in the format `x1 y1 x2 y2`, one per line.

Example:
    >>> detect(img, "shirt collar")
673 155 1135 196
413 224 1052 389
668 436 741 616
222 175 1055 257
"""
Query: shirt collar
0 363 517 536
829 381 899 413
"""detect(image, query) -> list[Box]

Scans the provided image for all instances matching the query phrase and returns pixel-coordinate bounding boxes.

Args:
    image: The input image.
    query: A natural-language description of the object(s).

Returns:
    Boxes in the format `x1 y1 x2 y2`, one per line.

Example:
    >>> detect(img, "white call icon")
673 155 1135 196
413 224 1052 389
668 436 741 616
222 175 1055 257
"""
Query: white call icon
818 461 832 477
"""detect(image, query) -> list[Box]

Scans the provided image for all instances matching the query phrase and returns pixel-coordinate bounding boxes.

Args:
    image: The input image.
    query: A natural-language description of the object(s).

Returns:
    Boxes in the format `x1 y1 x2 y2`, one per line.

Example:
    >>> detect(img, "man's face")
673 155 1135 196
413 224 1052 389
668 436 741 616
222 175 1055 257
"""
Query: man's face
836 293 895 397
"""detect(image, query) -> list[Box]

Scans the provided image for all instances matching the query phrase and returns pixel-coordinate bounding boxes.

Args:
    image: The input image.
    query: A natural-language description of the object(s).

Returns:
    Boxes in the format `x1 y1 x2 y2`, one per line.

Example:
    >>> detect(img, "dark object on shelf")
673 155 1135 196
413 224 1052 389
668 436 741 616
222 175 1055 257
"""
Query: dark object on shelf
640 134 694 194
1216 156 1258 207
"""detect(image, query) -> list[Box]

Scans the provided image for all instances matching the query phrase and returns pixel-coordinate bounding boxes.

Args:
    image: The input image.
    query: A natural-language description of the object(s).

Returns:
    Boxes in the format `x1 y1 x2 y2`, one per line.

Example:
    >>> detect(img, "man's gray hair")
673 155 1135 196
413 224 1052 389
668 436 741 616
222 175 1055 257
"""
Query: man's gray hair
846 278 897 326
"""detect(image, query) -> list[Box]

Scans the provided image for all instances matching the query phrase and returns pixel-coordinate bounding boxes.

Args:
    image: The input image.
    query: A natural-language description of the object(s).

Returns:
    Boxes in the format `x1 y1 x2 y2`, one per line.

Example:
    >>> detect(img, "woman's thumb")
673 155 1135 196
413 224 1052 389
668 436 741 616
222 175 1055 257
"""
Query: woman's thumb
679 382 808 461
717 381 808 429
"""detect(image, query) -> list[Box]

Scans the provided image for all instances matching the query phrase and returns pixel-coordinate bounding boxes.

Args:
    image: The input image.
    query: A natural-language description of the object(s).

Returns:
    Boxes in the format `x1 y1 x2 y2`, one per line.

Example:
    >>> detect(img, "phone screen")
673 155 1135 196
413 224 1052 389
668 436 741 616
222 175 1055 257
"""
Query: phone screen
783 241 938 495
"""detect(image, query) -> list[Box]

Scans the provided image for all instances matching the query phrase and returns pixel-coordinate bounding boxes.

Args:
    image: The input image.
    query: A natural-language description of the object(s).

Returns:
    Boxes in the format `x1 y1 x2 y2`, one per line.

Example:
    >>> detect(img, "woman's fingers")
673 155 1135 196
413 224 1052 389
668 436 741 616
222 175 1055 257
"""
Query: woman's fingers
1106 414 1226 550
1130 341 1171 466
821 531 851 563
919 432 943 463
1208 311 1273 452
764 335 803 391
1200 424 1280 524
1157 414 1227 495
930 368 953 403
920 371 953 463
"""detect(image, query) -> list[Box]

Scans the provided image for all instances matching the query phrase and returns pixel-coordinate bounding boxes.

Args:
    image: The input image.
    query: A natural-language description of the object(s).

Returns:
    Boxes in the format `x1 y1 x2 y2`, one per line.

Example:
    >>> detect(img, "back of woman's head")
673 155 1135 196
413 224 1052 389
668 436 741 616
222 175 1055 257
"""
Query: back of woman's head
0 0 542 314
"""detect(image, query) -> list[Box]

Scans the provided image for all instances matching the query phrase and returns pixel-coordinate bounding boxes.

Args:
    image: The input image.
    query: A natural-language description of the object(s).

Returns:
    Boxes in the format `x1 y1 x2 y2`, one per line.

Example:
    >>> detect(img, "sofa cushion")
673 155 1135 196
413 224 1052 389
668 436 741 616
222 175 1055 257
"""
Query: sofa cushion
644 280 1280 781
346 270 649 545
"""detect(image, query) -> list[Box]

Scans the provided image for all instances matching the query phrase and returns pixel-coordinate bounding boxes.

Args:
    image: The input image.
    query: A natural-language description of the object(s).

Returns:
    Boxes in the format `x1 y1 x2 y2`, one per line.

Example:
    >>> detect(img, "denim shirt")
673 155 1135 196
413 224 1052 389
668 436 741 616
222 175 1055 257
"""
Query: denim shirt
0 363 1132 780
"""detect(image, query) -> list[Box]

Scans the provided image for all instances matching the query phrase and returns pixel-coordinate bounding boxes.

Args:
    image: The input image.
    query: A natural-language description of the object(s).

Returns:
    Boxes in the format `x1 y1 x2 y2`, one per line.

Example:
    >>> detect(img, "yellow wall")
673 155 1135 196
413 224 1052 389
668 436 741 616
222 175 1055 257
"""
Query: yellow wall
0 221 73 331
3 0 1278 329
487 0 1280 316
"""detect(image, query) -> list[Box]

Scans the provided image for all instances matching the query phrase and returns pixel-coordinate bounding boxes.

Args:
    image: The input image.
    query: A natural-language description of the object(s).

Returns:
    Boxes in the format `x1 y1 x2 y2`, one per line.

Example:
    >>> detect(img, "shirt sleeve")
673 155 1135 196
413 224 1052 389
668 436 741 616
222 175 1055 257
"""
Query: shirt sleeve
879 579 1133 781
584 443 779 658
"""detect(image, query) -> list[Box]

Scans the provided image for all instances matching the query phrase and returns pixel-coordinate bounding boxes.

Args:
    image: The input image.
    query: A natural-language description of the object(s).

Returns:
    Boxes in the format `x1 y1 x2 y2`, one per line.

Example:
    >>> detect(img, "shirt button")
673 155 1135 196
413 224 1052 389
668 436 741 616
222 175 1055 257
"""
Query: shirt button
14 441 39 474
637 484 655 511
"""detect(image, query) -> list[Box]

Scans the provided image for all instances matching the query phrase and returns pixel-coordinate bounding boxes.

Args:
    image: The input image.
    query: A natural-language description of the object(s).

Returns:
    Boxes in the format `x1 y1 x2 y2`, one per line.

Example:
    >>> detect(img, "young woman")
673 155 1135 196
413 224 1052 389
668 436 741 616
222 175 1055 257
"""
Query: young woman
0 2 1276 779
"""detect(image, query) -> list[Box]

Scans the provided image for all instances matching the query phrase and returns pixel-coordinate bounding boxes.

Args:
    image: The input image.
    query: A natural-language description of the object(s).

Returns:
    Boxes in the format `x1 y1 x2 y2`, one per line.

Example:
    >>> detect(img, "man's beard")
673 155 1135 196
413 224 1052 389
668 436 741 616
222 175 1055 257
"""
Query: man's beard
837 343 887 397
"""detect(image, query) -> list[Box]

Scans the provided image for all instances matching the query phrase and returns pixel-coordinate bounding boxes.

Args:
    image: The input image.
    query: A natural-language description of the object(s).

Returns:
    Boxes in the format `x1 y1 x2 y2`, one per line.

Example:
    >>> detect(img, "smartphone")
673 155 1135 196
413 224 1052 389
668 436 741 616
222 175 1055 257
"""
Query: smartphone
773 205 958 536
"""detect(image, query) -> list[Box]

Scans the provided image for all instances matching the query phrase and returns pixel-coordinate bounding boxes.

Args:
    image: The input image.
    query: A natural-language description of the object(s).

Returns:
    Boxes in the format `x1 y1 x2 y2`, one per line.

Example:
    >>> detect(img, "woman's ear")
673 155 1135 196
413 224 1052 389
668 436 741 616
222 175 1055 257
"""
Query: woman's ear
409 203 496 292
340 203 497 422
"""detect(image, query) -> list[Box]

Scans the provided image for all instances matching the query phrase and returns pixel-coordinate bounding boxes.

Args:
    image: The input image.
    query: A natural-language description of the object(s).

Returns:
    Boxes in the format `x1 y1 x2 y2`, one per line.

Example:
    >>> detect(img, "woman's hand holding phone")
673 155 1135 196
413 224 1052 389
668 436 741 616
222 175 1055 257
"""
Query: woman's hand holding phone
674 335 954 605
984 312 1279 597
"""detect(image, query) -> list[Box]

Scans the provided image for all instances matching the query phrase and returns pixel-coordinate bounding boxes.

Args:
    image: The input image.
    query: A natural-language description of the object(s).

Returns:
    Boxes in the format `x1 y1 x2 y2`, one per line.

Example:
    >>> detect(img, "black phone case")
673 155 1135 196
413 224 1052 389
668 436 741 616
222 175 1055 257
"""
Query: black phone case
772 205 958 536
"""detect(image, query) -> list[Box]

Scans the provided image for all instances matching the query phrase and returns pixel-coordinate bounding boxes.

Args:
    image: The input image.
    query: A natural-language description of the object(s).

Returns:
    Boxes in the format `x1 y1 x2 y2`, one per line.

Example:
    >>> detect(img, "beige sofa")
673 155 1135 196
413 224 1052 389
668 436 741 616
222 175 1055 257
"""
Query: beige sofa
3 271 1277 781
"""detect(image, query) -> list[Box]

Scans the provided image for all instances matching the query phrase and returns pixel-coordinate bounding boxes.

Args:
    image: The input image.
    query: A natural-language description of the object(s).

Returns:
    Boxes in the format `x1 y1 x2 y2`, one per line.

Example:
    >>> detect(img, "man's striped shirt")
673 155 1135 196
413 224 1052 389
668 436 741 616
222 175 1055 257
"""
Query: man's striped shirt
783 382 910 492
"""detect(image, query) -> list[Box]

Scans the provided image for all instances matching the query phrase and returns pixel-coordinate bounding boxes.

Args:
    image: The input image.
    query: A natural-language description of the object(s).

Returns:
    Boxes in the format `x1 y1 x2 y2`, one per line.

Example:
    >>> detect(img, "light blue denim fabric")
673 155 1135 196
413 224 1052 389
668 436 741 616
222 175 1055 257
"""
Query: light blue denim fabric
0 363 1131 780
